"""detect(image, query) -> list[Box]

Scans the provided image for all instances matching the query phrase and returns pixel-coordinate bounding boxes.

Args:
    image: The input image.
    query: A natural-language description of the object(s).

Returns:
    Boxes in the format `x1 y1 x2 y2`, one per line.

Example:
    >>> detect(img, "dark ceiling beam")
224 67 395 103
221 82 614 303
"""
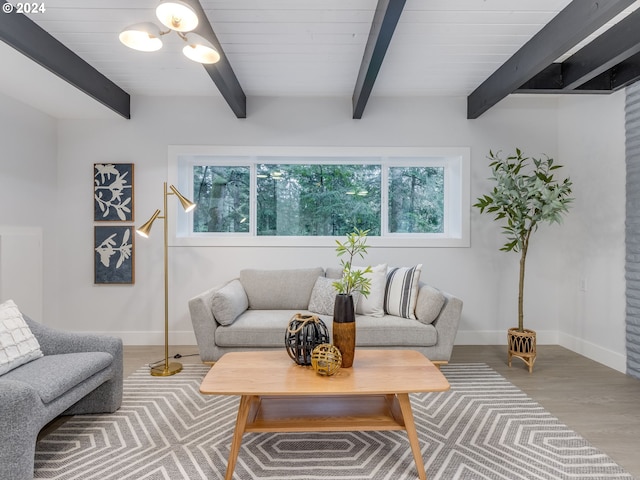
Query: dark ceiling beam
189 0 246 118
467 0 636 119
0 0 130 118
517 63 615 93
561 7 640 90
517 7 640 93
352 0 406 119
609 51 640 90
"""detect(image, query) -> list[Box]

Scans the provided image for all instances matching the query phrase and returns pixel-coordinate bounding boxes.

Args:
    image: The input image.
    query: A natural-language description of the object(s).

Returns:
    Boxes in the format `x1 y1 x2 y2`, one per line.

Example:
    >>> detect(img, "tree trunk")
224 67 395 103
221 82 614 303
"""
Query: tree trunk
518 228 533 332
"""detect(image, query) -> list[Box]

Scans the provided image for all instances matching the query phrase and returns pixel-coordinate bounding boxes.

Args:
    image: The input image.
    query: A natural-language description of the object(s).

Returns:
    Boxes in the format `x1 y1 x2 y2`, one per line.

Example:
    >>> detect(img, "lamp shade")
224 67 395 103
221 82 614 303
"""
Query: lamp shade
169 185 196 212
136 209 161 238
156 0 198 32
119 22 163 52
182 33 220 64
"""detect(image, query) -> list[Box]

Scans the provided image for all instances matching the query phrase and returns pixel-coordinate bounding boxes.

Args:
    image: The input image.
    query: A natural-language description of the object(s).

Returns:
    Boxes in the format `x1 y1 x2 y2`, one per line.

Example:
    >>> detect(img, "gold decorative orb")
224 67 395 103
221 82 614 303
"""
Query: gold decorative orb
311 344 342 376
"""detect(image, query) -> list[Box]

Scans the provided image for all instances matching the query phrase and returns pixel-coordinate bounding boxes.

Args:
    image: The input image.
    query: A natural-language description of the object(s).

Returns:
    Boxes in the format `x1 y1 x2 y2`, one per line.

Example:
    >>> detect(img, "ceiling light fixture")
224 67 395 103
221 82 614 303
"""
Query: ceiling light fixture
119 0 220 64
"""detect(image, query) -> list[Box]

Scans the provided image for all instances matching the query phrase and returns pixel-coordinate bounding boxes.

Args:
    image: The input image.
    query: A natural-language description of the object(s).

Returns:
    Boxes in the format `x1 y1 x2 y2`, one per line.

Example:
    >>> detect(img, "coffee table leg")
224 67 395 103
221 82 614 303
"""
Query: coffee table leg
397 393 427 480
225 395 254 480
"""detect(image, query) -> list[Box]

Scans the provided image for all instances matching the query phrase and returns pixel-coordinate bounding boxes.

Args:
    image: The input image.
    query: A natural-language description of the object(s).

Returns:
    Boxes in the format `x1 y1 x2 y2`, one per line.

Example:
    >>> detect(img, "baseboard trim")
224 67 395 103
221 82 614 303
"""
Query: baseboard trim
557 332 627 373
455 329 559 345
90 330 198 346
88 329 627 374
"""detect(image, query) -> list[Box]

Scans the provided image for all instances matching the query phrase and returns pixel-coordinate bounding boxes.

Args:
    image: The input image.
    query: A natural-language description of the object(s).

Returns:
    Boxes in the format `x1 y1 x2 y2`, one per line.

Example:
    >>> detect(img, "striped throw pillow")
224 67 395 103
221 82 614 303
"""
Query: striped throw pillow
384 265 422 319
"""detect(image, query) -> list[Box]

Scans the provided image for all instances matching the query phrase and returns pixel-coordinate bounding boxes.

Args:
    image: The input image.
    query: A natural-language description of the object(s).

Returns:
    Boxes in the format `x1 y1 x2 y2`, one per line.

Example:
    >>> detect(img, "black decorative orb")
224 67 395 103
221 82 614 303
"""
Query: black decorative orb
285 313 330 365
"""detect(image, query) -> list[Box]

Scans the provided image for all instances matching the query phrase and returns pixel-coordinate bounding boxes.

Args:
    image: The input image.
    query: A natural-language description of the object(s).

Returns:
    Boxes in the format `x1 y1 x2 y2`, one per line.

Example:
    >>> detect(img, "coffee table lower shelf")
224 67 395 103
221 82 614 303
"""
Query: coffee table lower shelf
225 393 428 480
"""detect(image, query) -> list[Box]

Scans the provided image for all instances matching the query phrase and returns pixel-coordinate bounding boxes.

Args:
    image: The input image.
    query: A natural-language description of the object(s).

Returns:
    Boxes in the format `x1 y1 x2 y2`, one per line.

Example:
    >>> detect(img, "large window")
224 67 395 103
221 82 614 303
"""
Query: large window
256 164 381 236
171 147 469 247
193 166 250 233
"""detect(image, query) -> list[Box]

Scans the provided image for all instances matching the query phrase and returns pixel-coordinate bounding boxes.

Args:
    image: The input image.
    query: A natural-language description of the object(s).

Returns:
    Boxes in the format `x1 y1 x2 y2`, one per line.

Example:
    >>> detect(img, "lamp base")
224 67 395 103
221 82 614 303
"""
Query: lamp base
150 361 183 376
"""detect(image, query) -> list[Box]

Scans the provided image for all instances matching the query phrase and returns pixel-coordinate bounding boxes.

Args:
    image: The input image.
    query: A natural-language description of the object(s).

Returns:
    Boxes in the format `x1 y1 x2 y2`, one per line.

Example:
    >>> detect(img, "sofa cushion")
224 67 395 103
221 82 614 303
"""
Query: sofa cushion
1 351 113 403
355 264 387 317
415 284 446 325
212 279 248 326
216 310 315 347
384 265 422 319
355 315 437 347
240 268 324 310
308 276 337 316
215 309 436 349
0 299 43 375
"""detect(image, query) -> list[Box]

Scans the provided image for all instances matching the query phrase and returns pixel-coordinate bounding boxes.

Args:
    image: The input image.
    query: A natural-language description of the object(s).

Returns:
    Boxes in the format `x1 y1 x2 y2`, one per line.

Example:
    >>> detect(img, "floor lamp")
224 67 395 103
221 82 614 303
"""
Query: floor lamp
136 182 196 376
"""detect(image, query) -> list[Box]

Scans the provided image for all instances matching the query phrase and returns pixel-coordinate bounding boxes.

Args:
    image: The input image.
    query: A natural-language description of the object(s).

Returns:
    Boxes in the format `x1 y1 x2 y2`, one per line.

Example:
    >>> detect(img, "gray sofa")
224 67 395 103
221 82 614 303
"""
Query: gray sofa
189 267 462 364
0 315 123 480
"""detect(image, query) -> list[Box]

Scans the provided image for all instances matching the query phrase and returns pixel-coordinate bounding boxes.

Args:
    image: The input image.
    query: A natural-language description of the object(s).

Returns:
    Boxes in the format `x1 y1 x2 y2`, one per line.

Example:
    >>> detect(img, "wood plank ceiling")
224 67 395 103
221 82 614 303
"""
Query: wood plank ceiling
0 0 639 119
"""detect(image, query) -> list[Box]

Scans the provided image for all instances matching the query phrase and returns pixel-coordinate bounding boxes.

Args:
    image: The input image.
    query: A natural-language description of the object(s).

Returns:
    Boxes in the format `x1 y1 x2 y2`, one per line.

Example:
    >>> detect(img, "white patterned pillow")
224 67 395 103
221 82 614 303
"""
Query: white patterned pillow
384 265 423 319
308 277 337 316
0 299 43 375
355 264 387 318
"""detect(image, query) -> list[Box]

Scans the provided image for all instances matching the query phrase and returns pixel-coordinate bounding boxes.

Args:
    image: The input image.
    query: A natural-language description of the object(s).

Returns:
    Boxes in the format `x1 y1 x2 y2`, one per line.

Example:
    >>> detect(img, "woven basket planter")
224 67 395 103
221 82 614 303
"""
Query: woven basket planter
507 327 537 373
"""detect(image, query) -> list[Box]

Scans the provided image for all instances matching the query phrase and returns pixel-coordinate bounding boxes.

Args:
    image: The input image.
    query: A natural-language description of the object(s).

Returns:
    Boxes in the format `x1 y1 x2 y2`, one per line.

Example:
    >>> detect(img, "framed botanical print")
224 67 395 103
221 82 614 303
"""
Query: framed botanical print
94 226 135 284
94 163 134 221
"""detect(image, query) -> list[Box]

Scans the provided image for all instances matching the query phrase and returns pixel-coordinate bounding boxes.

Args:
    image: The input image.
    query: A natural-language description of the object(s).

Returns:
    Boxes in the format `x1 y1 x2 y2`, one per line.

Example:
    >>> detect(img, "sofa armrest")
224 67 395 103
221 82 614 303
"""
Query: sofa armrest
188 283 232 363
430 291 463 362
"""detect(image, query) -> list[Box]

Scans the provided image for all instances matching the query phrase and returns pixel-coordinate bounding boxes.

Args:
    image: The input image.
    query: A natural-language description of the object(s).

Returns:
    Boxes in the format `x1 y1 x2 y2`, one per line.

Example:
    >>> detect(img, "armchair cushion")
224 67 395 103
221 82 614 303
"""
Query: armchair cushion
2 351 113 403
0 300 43 375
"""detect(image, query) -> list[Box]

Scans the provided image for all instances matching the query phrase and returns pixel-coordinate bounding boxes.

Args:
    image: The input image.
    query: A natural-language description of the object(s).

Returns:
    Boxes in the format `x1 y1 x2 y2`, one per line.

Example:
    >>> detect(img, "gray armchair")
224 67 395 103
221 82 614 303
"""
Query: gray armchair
0 315 123 480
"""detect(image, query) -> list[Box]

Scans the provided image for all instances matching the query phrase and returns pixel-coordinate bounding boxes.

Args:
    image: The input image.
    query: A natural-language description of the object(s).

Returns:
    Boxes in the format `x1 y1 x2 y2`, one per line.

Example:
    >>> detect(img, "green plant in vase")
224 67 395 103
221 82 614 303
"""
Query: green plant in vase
331 228 372 367
474 148 573 372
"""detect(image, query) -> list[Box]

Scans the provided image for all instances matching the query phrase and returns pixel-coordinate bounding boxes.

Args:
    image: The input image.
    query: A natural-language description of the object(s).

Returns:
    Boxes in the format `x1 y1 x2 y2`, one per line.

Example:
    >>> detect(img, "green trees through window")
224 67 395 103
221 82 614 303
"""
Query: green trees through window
191 161 448 237
388 167 444 234
257 164 381 236
193 166 250 233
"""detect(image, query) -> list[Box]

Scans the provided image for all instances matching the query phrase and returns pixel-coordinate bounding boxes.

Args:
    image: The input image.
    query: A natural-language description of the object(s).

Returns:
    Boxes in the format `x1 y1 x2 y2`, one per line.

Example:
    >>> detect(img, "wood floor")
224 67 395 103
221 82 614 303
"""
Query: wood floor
124 344 640 478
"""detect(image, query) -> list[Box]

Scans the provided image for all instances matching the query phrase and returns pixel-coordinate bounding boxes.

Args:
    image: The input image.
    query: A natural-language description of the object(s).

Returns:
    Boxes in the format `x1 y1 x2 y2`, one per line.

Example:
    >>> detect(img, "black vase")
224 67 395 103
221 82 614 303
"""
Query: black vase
333 294 356 368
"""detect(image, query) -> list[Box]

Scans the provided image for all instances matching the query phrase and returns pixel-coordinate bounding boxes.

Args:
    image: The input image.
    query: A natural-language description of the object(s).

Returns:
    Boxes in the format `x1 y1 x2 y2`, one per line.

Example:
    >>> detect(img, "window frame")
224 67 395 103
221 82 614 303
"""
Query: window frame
168 146 470 248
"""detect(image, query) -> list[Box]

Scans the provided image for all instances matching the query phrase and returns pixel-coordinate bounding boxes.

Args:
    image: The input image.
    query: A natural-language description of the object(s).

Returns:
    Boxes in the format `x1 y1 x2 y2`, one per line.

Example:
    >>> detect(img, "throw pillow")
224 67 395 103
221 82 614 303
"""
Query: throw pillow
0 299 44 375
211 279 249 326
415 285 446 325
355 263 387 317
308 276 338 316
384 265 423 319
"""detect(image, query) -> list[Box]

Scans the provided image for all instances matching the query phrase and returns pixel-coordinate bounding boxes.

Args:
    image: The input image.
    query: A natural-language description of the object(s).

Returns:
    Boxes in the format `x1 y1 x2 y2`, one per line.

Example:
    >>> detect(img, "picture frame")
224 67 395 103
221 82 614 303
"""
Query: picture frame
94 163 134 222
94 225 135 284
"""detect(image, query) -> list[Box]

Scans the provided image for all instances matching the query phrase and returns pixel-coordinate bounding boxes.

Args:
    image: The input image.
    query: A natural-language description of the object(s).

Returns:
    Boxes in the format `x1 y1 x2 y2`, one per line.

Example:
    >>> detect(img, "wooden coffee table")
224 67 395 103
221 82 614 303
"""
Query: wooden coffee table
200 349 450 480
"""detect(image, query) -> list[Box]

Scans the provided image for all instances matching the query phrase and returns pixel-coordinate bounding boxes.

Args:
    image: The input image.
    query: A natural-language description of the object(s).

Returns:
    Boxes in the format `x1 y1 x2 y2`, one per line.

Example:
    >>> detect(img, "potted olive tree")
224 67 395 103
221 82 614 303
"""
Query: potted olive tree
332 228 372 367
474 149 573 372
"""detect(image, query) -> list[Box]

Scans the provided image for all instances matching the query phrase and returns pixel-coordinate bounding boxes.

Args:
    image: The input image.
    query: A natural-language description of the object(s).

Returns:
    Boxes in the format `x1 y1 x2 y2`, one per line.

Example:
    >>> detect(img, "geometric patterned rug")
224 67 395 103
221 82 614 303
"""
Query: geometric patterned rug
34 363 635 480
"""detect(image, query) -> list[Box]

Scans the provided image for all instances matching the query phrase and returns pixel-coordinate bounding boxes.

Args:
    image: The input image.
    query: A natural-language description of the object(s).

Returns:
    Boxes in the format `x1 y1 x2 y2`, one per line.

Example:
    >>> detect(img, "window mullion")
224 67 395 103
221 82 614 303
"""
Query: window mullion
381 162 389 236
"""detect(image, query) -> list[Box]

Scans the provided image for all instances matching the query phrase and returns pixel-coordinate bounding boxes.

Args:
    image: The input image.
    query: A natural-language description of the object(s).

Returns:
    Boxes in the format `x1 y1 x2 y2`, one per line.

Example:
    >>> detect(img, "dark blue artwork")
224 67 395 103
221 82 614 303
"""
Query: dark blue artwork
94 163 134 221
94 226 134 284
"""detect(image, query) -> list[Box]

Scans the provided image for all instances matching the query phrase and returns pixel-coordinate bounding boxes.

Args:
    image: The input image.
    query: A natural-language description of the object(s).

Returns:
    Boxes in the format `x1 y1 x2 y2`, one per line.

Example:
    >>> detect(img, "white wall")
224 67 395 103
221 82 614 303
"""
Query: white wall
557 90 627 371
54 95 563 343
0 93 57 321
3 90 628 372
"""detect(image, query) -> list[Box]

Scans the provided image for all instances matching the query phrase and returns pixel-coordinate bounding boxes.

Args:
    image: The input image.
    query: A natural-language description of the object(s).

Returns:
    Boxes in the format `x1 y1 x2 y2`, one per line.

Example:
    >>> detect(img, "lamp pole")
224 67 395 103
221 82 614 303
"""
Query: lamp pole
137 181 195 377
